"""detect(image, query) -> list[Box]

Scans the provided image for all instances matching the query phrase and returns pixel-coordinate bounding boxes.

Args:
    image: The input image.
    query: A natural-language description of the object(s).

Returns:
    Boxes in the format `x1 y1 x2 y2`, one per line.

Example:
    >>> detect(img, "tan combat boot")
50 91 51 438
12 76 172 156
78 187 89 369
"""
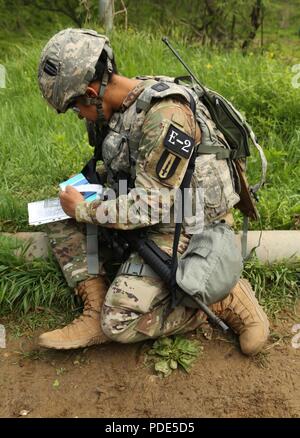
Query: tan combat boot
211 278 269 355
38 277 110 349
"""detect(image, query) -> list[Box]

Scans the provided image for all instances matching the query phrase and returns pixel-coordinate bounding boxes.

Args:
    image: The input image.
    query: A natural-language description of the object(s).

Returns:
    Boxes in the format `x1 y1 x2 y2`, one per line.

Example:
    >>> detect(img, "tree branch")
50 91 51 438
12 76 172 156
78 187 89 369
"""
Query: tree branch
34 0 82 27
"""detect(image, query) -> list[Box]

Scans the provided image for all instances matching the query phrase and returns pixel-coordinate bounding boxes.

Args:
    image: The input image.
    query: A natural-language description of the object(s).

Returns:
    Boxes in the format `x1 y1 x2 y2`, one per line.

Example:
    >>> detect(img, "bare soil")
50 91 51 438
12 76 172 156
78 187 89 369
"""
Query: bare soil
0 305 299 419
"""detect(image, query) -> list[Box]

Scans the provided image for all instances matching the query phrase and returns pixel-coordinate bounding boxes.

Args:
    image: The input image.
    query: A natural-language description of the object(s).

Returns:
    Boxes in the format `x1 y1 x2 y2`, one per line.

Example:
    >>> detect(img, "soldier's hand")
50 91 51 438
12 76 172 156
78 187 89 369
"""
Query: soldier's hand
178 233 191 254
59 185 85 218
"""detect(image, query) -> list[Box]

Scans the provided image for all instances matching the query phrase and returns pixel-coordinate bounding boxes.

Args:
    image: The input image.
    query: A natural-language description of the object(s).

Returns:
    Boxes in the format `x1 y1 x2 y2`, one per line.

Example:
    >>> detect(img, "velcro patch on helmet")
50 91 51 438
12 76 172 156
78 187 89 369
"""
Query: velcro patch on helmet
164 124 194 159
44 59 58 76
151 82 170 92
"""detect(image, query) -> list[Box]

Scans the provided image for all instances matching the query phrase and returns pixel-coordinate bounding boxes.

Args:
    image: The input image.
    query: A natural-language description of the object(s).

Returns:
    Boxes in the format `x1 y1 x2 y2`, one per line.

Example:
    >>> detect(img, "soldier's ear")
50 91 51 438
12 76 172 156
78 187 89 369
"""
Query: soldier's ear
85 86 98 97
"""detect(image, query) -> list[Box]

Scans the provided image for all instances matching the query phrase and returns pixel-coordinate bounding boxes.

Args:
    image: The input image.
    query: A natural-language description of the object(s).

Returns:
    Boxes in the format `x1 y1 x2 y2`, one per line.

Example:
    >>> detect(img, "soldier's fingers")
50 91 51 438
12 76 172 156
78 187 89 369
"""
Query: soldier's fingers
180 236 190 245
65 185 77 194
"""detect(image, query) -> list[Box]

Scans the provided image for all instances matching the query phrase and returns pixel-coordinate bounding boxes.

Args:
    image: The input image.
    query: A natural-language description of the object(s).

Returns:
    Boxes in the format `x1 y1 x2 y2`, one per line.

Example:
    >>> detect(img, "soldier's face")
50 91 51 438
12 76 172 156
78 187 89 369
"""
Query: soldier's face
71 84 101 122
73 101 98 122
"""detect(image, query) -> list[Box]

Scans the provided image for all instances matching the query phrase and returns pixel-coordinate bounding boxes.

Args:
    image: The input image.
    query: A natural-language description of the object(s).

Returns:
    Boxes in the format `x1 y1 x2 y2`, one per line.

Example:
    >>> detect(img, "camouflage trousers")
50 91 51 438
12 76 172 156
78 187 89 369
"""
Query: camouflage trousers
47 220 207 343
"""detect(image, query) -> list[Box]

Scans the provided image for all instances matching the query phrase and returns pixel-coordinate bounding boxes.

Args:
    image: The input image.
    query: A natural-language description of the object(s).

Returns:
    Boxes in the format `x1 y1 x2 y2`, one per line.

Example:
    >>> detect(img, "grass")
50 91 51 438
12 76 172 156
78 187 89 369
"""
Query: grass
0 235 75 317
243 257 300 317
0 26 299 319
0 233 298 325
0 29 299 232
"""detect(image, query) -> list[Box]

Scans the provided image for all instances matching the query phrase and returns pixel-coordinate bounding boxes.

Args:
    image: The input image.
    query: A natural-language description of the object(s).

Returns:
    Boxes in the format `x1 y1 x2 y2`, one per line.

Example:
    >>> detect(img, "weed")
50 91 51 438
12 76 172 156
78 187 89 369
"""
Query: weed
146 335 203 377
0 235 76 316
52 379 60 389
251 351 270 369
56 367 67 376
243 257 300 317
265 331 292 350
14 348 46 361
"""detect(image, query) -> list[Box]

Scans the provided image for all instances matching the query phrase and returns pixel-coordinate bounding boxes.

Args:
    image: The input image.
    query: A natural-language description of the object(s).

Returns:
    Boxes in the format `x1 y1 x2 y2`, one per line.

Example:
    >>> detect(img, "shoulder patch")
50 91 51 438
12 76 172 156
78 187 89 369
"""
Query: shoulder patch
156 150 181 180
151 82 170 92
164 124 194 159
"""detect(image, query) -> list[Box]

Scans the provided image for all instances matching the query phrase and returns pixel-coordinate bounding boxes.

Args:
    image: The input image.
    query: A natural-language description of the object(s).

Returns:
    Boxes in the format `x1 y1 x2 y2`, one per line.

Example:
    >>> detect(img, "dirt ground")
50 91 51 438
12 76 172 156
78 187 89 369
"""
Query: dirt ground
0 304 299 419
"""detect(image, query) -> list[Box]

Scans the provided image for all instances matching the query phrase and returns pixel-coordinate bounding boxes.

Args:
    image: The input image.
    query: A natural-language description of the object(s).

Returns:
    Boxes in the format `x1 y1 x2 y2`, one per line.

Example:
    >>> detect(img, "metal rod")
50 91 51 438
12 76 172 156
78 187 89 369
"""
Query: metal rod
162 37 206 93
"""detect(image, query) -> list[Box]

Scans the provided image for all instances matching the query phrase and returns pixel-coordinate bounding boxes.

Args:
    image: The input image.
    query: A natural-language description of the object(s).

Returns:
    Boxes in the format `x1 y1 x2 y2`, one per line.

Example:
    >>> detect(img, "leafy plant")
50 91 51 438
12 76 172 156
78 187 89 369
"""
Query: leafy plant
147 335 203 377
0 235 75 316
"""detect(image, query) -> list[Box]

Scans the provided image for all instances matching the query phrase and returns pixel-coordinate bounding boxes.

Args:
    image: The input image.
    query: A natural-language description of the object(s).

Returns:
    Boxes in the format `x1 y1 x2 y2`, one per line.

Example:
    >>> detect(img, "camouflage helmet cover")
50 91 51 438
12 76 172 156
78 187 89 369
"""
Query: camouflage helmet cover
38 28 112 113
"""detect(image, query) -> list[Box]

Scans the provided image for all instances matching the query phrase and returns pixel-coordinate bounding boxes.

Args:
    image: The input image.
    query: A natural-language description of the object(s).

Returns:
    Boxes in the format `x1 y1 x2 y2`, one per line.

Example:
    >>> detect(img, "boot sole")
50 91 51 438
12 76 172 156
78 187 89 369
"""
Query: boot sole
38 336 109 350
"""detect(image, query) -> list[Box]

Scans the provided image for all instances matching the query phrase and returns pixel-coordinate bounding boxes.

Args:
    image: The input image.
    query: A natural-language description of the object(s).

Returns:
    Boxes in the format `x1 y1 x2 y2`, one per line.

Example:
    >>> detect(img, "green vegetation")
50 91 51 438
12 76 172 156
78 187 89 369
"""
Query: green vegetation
0 235 74 316
0 1 299 320
146 336 203 377
243 257 300 316
0 29 299 232
0 233 298 325
1 1 299 58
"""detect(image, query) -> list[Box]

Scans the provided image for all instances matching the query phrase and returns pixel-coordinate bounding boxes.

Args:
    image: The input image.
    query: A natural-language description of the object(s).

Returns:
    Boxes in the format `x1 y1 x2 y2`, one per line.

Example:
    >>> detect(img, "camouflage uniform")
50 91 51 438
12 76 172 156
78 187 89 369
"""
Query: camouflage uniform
48 79 240 343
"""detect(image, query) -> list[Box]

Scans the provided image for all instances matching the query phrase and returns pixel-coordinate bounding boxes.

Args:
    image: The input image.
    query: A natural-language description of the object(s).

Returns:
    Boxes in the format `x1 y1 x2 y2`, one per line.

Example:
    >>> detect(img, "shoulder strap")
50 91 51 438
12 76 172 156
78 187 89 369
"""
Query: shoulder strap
170 147 198 308
136 79 193 113
246 125 267 194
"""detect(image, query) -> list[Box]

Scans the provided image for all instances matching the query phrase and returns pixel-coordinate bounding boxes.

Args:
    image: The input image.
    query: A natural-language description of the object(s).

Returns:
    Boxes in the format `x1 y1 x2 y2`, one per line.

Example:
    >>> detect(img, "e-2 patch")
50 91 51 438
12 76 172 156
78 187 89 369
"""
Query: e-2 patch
164 124 194 159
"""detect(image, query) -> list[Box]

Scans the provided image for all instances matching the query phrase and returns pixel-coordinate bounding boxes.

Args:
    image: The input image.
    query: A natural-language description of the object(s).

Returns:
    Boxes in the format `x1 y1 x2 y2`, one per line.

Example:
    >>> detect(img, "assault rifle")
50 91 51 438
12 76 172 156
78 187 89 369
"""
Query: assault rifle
103 229 230 333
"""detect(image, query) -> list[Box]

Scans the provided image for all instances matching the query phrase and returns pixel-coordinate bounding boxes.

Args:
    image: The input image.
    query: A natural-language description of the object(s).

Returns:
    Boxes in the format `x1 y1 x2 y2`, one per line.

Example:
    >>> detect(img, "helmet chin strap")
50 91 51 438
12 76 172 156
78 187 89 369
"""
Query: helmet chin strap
95 68 110 127
77 94 106 125
80 66 112 126
95 97 107 127
96 55 113 126
77 48 114 125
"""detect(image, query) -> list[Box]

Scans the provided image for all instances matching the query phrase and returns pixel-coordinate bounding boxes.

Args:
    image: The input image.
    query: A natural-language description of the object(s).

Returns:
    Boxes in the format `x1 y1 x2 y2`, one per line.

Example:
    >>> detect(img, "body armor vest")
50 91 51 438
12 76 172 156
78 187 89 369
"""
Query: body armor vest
100 76 240 224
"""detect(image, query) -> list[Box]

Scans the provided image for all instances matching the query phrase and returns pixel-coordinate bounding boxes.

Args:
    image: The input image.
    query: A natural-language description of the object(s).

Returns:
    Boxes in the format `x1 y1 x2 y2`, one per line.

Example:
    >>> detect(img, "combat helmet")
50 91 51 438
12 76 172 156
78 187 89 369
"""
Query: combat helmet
38 28 114 123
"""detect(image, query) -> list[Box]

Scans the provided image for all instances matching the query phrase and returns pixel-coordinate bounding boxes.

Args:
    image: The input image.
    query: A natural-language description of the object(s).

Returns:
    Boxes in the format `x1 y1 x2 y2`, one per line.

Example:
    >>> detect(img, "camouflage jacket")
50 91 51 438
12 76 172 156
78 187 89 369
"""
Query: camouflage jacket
75 77 240 233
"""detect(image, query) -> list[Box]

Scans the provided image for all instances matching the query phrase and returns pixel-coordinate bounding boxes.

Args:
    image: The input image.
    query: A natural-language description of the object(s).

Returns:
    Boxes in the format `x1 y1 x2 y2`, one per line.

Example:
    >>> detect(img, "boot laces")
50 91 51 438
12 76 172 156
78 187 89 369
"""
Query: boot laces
220 308 245 333
72 279 105 325
70 304 100 326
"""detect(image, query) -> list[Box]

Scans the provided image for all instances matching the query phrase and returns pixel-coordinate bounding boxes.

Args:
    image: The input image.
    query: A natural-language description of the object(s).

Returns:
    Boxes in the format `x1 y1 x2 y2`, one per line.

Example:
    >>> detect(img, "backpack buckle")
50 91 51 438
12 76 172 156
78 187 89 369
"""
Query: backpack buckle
230 149 238 160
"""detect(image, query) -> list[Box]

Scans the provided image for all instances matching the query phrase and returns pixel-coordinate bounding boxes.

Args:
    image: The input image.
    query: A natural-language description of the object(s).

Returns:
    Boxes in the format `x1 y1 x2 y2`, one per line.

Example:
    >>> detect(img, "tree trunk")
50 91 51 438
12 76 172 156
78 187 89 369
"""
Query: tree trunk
99 0 114 34
241 0 262 52
230 13 236 43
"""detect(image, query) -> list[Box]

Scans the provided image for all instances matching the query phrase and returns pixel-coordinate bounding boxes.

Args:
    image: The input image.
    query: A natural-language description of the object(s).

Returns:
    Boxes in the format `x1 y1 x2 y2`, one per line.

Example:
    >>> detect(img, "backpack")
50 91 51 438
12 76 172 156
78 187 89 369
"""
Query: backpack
172 75 267 225
161 37 267 223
